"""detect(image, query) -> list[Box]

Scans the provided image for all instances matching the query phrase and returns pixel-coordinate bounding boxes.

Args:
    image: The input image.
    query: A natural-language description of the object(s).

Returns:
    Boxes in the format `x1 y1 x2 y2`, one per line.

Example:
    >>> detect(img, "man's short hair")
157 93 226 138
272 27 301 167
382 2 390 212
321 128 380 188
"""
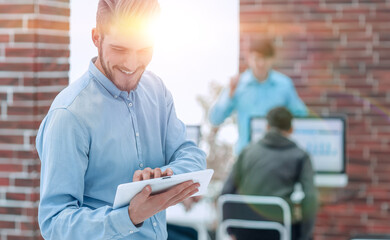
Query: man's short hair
249 39 275 58
266 107 293 131
96 0 160 34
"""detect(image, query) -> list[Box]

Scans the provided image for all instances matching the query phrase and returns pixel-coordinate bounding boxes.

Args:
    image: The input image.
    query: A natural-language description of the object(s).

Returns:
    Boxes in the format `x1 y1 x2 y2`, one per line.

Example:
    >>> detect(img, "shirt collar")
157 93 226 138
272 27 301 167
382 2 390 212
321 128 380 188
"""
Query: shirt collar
248 69 276 86
89 57 122 98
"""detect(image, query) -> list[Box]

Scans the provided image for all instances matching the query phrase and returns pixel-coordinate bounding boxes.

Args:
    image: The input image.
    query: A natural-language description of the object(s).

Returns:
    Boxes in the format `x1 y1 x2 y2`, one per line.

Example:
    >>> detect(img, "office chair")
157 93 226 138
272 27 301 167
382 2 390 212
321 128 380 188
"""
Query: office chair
217 194 291 240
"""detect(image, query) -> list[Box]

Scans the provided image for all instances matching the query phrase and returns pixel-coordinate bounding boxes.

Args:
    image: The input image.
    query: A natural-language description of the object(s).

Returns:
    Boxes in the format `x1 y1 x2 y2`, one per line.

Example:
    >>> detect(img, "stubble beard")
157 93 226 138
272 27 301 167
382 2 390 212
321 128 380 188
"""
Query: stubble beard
98 46 144 92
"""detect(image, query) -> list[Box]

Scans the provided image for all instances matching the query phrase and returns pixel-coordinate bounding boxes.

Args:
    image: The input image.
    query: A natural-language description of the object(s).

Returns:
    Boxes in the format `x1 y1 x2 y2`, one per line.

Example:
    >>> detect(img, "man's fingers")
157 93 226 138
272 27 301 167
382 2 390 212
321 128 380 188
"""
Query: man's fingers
162 168 173 177
153 168 162 178
133 185 152 203
133 170 143 182
142 167 152 180
169 184 200 207
165 182 199 206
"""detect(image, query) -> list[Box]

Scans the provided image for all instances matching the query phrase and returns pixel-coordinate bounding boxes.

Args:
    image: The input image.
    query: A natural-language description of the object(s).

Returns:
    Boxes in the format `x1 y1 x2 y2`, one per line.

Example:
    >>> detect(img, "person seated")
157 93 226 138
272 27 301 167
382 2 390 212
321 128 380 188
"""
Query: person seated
221 107 318 240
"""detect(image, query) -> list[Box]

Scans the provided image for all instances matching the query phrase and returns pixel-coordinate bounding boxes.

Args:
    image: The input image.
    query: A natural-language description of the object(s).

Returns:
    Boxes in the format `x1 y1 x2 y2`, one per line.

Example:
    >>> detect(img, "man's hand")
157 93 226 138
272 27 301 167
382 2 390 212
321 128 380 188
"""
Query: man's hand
182 195 202 212
229 74 240 98
128 180 200 225
132 167 173 181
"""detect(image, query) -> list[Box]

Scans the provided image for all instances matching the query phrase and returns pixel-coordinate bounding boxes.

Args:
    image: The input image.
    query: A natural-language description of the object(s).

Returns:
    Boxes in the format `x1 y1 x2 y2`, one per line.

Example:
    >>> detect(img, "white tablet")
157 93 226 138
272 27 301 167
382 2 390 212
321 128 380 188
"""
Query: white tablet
113 169 214 209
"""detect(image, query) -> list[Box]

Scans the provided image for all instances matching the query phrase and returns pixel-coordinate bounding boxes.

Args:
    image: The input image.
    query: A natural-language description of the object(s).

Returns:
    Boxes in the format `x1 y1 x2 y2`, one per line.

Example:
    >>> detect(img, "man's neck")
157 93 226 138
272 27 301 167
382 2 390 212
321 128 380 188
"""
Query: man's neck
254 70 270 83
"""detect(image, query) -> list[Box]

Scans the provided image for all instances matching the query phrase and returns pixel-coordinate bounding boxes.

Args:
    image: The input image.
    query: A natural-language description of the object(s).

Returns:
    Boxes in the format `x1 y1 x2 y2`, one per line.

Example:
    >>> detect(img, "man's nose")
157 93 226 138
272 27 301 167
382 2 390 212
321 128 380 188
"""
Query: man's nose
123 53 138 71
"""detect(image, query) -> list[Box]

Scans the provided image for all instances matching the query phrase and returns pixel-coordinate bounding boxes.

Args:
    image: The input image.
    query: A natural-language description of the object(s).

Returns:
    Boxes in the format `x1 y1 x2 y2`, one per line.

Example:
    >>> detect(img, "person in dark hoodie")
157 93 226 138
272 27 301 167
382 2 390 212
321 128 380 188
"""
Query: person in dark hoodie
221 106 318 240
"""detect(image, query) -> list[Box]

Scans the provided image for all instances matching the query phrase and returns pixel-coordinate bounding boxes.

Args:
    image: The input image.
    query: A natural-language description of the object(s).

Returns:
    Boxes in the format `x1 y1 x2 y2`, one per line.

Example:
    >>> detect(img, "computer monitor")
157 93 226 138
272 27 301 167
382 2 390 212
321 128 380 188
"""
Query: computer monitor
186 125 201 146
250 116 348 187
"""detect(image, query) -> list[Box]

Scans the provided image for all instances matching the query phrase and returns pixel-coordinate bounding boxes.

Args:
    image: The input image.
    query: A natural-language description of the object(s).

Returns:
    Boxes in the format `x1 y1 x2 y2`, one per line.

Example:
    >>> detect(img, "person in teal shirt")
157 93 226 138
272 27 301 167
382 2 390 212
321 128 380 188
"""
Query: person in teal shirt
209 39 308 154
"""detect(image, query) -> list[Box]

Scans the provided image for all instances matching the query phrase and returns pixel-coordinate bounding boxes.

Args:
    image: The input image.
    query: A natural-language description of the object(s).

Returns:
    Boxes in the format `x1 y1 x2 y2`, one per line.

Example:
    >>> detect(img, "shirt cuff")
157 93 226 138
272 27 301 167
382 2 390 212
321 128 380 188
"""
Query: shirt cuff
109 206 139 236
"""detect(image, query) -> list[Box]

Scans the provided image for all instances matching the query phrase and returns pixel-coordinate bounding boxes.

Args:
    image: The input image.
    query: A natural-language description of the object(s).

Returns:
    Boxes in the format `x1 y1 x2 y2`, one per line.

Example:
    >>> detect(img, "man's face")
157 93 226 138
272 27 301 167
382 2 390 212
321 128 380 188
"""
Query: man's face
247 52 274 82
92 25 154 92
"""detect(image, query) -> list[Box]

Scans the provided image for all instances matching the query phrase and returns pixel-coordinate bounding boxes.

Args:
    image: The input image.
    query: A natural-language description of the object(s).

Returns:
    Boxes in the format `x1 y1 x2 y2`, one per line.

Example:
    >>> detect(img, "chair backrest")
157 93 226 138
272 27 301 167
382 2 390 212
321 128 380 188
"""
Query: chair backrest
217 194 291 240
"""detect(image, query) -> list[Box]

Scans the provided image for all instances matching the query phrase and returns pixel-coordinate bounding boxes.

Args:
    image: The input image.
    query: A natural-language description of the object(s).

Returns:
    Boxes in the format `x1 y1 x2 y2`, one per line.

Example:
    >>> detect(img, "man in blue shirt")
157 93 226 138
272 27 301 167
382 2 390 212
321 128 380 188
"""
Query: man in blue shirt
36 0 206 239
209 39 308 154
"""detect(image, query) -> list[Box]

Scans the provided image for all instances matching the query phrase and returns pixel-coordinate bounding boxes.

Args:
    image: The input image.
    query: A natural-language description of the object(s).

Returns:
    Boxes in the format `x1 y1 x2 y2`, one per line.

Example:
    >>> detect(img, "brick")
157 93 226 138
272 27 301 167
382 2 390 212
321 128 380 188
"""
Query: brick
36 63 69 72
0 177 9 186
5 48 36 58
0 34 9 43
6 48 69 58
13 150 38 160
0 77 19 86
0 207 23 215
0 19 23 28
0 63 34 72
348 163 370 175
6 192 28 201
27 163 40 173
38 49 70 58
0 92 6 101
37 91 60 101
7 236 35 240
14 178 37 187
13 92 34 101
0 135 24 144
14 33 70 44
0 4 34 14
21 220 39 231
39 5 70 17
0 120 40 129
24 77 68 87
0 220 15 229
28 19 69 31
30 192 40 202
7 105 34 116
0 164 23 173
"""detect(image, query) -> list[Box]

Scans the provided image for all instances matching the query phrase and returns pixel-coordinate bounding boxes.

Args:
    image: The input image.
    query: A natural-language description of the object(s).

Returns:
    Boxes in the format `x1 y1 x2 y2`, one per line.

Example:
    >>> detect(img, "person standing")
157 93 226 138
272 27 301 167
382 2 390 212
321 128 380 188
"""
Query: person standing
209 39 308 154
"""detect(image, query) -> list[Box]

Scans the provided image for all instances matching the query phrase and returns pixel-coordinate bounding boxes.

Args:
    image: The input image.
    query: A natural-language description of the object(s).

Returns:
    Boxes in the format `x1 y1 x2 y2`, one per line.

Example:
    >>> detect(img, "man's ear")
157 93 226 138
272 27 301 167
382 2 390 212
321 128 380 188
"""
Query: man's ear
92 28 101 48
288 127 293 134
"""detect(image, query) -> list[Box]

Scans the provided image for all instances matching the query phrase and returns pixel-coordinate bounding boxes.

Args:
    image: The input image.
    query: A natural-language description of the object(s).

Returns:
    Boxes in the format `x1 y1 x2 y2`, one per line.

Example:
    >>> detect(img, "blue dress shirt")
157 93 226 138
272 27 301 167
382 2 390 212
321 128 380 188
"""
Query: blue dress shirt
36 59 207 240
209 69 308 154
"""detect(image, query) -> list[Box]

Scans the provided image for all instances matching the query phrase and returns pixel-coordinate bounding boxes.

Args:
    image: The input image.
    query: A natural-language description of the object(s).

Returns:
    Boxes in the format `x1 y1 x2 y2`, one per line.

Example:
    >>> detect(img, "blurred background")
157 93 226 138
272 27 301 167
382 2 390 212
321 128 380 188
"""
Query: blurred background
0 0 389 239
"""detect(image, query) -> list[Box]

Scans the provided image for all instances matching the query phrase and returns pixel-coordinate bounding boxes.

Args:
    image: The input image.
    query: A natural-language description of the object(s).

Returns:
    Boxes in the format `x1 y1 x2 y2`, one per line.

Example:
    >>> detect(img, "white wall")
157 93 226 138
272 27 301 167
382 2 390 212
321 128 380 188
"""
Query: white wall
70 0 239 125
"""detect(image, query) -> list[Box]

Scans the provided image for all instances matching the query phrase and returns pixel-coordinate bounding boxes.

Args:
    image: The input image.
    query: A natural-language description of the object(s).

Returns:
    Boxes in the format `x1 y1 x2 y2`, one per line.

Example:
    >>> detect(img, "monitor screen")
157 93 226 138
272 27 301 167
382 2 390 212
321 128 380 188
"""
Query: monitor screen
250 117 347 175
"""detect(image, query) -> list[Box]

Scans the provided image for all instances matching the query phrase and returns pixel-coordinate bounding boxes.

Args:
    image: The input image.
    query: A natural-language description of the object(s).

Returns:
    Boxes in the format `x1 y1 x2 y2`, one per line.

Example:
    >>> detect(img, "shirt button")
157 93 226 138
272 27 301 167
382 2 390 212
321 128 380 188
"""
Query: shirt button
153 222 157 227
139 163 143 168
128 102 133 107
114 95 118 99
136 132 139 137
129 230 133 234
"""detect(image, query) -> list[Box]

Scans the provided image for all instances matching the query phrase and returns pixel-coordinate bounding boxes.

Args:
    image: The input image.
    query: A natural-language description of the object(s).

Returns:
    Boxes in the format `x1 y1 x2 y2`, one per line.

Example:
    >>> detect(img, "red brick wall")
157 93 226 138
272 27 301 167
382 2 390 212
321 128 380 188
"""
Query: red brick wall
240 0 390 239
0 1 69 239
